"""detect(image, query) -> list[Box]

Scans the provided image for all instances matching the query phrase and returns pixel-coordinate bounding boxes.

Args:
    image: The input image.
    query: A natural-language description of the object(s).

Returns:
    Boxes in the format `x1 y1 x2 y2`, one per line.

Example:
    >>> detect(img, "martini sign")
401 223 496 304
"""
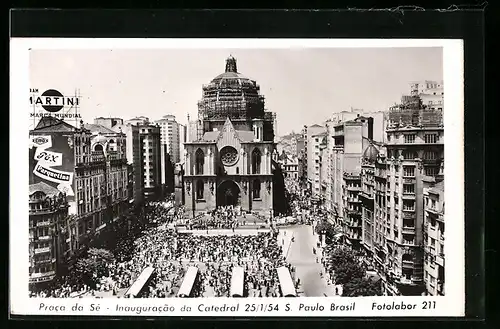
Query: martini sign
29 88 82 120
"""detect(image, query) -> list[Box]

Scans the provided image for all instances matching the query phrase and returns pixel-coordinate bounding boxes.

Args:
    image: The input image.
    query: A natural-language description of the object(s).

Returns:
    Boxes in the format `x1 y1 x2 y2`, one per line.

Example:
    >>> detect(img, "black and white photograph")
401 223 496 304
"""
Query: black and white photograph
10 39 465 317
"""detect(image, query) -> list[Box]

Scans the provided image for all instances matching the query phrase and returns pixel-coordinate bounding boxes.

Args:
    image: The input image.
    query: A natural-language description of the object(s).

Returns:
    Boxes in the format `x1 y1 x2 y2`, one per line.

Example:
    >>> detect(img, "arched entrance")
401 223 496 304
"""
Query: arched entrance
217 180 241 207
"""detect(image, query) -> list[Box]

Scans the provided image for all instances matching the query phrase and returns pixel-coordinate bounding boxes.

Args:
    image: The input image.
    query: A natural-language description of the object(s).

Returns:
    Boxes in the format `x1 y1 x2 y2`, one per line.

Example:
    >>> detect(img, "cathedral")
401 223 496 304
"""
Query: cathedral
183 56 286 218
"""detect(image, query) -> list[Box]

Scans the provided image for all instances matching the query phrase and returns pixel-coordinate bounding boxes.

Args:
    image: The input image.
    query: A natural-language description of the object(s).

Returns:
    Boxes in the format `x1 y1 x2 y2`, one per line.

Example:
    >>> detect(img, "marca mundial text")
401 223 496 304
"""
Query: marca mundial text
30 113 82 118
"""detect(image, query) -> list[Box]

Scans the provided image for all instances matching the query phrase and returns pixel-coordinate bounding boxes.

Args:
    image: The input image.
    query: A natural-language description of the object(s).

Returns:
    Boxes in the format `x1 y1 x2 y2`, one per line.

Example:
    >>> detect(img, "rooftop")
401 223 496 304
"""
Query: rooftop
29 182 61 197
31 116 78 133
84 123 118 134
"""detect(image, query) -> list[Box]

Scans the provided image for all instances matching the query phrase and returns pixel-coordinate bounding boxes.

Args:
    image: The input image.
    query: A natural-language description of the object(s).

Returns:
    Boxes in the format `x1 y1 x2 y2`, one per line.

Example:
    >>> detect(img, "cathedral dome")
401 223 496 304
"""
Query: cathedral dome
362 143 379 162
203 56 261 99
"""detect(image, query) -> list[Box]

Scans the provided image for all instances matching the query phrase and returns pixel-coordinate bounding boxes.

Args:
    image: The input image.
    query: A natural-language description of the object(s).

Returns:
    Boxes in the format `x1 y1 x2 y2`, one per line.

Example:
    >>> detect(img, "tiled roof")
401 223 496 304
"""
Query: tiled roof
29 182 61 197
202 131 219 141
84 123 117 134
236 130 255 142
32 116 76 132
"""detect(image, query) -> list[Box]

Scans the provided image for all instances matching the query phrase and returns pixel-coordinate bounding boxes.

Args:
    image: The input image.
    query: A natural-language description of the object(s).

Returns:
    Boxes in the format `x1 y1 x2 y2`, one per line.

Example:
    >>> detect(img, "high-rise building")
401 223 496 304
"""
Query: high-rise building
359 82 444 296
183 56 281 218
30 117 129 261
110 122 143 206
154 115 180 165
305 124 326 195
139 124 162 201
29 182 69 285
323 117 372 224
423 177 445 296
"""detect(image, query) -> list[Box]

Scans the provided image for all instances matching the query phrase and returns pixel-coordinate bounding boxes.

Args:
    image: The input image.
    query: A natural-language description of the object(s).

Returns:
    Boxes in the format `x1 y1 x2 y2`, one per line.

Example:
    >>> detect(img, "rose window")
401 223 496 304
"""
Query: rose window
220 146 239 166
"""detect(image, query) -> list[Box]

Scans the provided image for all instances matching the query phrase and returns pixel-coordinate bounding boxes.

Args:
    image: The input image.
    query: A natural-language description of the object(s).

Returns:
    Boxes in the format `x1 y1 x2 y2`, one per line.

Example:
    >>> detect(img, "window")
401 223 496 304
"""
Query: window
425 167 439 176
253 179 261 199
251 148 261 174
403 200 415 211
404 134 416 144
424 151 437 160
403 184 415 194
403 166 415 177
403 151 417 160
196 180 204 200
195 148 204 175
424 134 437 143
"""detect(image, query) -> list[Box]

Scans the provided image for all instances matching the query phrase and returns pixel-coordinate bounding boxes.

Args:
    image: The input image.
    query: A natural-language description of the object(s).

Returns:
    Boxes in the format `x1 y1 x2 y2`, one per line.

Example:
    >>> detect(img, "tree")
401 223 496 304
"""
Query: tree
343 277 382 297
332 261 366 285
74 248 115 287
315 221 340 244
324 247 366 285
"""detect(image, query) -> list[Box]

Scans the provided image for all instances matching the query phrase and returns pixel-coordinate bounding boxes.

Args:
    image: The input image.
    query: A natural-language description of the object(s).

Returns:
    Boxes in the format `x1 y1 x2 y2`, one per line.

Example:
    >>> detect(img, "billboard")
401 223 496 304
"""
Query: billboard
29 88 82 130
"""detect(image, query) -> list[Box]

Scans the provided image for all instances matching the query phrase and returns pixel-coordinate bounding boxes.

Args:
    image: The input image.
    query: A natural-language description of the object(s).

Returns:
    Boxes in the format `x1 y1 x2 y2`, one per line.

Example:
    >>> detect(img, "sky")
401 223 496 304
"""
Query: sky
29 47 443 135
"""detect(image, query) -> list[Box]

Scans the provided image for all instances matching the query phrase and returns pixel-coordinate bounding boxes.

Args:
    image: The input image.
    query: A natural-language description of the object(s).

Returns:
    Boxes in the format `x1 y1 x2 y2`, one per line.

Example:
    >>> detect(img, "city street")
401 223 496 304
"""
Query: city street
280 224 334 297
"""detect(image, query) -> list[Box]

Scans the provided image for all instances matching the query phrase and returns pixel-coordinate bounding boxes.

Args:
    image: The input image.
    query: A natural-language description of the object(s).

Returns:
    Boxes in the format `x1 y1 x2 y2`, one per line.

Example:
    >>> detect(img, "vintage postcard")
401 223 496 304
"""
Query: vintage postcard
10 39 464 317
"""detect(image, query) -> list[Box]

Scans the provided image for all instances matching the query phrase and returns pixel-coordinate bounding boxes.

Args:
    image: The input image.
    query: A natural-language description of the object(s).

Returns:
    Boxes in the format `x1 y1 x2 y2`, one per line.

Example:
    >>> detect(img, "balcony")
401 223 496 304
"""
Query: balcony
38 235 51 241
402 240 415 246
402 226 416 235
34 246 51 254
402 260 414 269
358 191 374 200
395 275 422 286
347 197 362 203
36 258 56 265
402 193 416 200
346 185 362 192
422 158 441 165
36 221 51 227
403 178 416 184
346 208 362 216
402 210 415 219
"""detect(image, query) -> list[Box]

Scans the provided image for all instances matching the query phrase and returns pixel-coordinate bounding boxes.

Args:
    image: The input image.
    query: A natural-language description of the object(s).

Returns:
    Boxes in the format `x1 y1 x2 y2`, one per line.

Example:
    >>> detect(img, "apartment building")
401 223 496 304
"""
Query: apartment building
155 115 180 165
139 124 162 201
29 182 69 285
423 178 445 296
30 117 129 262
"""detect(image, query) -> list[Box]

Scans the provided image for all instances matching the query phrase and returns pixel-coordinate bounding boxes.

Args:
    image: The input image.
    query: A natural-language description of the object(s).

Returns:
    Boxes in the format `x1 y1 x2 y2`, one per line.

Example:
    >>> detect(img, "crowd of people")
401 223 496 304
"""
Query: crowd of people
29 202 178 298
30 195 304 299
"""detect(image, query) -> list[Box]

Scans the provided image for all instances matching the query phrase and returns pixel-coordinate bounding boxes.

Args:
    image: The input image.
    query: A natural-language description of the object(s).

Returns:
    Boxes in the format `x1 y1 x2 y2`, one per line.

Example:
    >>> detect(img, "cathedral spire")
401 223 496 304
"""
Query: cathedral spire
225 55 237 73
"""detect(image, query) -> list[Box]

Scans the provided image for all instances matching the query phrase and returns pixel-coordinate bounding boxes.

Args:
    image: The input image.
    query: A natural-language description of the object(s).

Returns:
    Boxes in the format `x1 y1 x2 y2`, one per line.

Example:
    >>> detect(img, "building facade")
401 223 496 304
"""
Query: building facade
138 124 162 201
323 117 372 224
155 115 180 165
423 178 445 296
30 117 129 261
342 173 363 248
183 56 280 218
29 182 69 285
383 93 444 296
358 83 445 296
111 122 144 206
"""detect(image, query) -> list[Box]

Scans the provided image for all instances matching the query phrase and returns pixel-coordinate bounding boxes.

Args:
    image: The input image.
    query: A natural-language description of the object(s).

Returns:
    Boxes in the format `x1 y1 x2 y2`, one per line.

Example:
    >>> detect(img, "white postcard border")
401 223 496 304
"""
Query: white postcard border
10 38 464 317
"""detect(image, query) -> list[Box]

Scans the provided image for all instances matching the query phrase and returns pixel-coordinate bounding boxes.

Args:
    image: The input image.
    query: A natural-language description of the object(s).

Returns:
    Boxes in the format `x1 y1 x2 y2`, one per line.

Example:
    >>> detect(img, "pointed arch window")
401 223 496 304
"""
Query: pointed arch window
251 148 261 174
253 179 261 199
195 148 204 175
196 180 204 200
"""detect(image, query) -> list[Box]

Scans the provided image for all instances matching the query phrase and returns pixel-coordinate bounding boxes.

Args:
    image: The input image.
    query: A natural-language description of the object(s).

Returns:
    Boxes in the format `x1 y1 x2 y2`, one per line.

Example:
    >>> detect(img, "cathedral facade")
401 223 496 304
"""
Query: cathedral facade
183 56 280 218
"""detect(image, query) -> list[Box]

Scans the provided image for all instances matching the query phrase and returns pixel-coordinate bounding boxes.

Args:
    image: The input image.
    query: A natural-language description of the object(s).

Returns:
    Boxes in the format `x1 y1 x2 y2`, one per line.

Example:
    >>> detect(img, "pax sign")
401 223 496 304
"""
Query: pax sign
34 148 63 167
